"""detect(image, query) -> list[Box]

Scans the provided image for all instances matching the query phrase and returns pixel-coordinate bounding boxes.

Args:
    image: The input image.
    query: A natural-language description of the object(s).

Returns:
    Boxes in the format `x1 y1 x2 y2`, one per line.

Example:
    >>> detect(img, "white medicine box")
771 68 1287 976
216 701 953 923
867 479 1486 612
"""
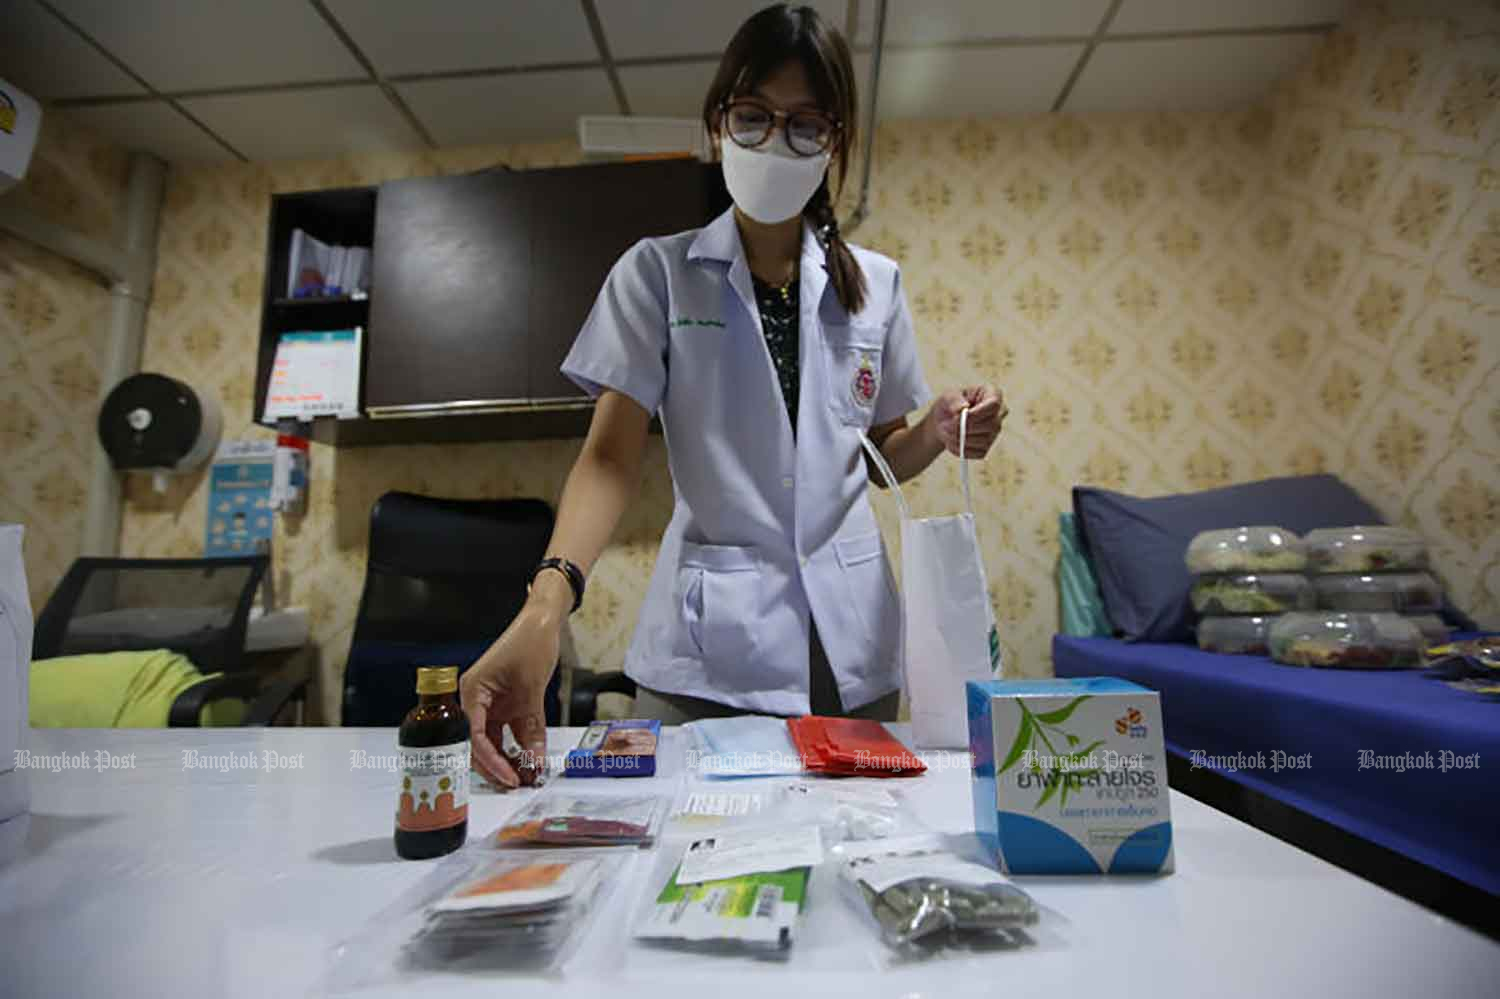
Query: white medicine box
967 677 1175 875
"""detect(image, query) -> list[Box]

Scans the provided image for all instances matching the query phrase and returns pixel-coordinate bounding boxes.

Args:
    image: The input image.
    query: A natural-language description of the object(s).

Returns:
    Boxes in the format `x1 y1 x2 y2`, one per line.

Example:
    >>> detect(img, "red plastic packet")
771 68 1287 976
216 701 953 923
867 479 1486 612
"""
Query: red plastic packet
786 716 926 777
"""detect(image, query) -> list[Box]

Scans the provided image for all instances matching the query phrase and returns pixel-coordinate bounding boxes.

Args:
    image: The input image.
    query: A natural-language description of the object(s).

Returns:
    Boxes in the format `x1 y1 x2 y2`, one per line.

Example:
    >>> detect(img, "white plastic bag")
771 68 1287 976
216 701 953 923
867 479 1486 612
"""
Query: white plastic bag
862 410 1000 749
0 524 32 863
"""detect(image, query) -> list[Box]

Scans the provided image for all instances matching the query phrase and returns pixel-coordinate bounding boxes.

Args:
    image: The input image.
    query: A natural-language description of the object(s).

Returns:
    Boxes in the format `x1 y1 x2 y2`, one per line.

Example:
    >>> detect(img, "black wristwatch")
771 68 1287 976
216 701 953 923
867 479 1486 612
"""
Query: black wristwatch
530 557 585 614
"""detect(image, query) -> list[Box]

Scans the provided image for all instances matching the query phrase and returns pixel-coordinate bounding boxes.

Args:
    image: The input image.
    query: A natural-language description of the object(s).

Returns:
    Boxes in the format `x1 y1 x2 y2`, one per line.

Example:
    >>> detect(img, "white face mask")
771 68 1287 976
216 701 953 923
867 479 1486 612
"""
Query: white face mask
719 134 830 224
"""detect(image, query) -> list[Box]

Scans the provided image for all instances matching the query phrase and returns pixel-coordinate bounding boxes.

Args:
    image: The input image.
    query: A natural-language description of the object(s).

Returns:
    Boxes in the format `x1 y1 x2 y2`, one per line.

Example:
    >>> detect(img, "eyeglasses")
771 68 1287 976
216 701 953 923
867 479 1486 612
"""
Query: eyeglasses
721 98 840 157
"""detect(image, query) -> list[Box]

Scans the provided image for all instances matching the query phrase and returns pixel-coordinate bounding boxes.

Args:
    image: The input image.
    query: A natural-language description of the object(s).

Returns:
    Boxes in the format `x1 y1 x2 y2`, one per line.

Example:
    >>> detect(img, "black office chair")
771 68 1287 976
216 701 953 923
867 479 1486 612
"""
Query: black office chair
340 492 635 727
33 555 308 726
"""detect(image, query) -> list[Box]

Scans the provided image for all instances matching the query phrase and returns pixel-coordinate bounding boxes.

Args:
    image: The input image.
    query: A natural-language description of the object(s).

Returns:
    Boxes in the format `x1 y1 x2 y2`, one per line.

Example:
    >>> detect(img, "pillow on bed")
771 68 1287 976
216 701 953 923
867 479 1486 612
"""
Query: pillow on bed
1073 475 1384 643
1058 512 1112 637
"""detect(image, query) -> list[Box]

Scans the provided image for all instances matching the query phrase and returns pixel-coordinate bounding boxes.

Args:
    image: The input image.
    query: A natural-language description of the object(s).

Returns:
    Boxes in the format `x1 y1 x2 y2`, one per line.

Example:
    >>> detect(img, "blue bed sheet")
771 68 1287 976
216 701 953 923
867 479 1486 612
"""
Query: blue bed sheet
1052 635 1500 896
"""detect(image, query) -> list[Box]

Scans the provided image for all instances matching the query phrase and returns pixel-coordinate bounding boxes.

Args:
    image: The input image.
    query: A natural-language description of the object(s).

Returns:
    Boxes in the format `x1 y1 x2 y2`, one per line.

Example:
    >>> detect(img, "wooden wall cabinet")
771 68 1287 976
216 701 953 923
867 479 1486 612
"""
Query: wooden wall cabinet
253 159 729 446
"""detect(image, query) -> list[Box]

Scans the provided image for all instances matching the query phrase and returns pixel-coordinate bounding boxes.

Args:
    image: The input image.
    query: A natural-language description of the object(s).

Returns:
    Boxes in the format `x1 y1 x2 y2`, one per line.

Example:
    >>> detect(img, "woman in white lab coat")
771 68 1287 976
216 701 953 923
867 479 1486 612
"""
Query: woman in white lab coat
463 4 1007 788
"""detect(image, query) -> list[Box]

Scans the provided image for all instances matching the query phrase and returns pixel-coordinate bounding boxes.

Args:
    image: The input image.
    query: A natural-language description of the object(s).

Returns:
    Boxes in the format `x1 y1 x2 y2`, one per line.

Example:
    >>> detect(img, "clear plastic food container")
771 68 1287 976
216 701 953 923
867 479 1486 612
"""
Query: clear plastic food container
1304 526 1428 573
1406 614 1450 648
1190 573 1313 616
1196 615 1276 656
1312 571 1442 614
1269 611 1426 669
1185 526 1306 574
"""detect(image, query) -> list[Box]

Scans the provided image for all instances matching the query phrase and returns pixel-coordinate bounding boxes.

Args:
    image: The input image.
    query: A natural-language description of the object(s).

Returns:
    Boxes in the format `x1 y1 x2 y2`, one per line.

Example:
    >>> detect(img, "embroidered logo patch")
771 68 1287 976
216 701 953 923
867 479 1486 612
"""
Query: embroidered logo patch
852 353 878 407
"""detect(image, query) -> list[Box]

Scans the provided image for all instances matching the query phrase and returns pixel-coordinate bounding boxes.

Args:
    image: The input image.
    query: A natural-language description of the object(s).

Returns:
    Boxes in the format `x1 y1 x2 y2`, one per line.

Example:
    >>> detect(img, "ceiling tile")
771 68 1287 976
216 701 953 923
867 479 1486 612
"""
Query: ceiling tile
1067 35 1322 112
855 0 1111 46
0 0 145 100
398 69 618 146
856 44 1084 120
1111 0 1351 34
324 0 598 76
600 0 846 61
59 102 234 163
181 86 418 162
47 0 364 92
616 61 718 117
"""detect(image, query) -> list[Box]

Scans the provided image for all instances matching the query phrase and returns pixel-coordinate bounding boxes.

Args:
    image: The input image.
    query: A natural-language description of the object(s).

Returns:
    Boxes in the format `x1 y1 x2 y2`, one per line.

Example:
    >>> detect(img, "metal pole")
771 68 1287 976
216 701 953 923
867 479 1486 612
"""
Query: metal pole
844 0 887 235
82 152 165 556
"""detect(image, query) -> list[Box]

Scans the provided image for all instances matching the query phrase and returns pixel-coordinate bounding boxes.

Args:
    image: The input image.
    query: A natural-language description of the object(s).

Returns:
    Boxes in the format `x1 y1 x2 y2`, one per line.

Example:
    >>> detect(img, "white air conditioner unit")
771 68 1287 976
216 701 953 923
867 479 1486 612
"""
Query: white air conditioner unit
0 78 40 196
578 116 710 160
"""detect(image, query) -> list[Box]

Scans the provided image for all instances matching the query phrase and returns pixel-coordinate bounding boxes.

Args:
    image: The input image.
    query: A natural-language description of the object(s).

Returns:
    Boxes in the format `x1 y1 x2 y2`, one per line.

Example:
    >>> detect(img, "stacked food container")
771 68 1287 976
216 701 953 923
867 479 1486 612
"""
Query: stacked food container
1269 526 1441 669
1186 526 1313 656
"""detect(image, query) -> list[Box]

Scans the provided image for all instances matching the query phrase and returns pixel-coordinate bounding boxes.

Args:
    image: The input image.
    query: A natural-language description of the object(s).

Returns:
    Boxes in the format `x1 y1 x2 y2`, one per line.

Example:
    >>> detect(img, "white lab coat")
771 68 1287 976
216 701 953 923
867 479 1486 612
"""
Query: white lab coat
562 208 931 714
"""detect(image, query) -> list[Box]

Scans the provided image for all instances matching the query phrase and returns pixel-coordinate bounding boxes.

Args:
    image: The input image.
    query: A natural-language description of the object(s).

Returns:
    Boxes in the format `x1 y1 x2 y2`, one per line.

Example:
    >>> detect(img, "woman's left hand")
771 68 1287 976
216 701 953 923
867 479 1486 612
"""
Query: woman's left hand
932 385 1008 458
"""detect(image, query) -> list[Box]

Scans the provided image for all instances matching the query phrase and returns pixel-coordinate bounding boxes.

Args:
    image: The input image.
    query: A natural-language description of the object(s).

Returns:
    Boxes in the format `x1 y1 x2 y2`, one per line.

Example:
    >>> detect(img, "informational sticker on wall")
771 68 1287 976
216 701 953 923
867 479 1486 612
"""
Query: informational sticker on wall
262 328 362 422
205 440 275 557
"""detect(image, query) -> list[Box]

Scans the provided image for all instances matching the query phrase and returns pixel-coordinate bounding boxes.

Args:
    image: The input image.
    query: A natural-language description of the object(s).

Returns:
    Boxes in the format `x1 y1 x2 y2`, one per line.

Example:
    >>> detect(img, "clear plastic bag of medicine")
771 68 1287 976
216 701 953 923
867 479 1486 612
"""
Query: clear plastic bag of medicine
490 784 669 847
831 833 1062 964
785 778 928 842
618 835 870 978
319 847 633 990
663 778 925 844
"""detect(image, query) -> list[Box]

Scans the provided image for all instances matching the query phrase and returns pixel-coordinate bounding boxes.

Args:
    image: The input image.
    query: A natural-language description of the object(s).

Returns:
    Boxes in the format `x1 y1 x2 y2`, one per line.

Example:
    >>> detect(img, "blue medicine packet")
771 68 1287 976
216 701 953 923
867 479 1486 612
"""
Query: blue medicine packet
565 719 661 778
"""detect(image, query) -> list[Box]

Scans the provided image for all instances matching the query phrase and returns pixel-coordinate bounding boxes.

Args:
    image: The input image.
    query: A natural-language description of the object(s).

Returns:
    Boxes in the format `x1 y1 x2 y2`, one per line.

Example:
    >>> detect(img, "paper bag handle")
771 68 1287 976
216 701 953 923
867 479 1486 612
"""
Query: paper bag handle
859 405 974 521
959 405 974 518
858 432 910 518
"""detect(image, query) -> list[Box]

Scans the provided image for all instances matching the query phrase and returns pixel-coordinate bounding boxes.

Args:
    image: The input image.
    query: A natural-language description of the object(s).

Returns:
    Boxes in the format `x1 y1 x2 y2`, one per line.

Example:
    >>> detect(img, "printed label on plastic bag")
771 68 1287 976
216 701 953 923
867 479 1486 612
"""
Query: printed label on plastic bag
676 825 824 885
638 865 809 946
673 791 767 819
432 858 601 913
788 782 899 808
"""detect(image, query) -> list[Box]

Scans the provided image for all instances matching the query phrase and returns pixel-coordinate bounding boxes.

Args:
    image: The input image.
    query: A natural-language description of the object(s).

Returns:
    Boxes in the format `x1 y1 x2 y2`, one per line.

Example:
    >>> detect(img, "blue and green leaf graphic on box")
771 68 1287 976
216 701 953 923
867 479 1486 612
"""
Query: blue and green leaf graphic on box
997 696 1104 811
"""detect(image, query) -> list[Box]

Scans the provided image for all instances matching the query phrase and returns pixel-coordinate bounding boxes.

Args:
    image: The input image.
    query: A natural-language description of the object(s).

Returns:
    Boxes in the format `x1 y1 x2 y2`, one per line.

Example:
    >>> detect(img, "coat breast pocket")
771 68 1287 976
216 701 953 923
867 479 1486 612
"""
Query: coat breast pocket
823 324 885 428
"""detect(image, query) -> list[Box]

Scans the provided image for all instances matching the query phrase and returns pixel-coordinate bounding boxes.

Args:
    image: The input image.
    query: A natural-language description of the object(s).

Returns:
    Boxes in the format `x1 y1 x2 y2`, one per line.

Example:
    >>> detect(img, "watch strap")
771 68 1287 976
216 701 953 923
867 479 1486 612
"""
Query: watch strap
531 557 584 614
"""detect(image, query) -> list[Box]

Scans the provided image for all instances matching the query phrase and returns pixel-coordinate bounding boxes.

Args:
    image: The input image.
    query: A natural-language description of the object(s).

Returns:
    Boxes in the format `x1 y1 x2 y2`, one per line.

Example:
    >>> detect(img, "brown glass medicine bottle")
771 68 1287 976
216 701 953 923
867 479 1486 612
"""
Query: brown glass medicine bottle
395 666 470 860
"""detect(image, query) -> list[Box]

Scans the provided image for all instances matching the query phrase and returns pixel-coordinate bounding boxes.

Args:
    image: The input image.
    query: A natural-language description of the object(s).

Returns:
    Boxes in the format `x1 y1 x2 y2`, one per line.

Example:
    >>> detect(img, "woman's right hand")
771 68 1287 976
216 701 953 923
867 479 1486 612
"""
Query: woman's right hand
460 572 570 789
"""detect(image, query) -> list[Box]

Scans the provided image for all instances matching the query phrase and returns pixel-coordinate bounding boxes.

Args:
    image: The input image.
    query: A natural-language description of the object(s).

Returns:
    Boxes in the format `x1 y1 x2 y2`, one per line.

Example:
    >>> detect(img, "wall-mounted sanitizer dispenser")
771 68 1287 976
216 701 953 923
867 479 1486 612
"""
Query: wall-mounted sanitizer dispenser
0 77 40 196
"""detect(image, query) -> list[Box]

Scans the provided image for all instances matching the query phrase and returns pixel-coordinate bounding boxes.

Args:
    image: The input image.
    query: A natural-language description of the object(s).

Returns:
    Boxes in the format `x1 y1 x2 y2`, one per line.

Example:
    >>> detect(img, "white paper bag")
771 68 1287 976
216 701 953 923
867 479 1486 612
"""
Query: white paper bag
862 411 1000 749
0 524 32 856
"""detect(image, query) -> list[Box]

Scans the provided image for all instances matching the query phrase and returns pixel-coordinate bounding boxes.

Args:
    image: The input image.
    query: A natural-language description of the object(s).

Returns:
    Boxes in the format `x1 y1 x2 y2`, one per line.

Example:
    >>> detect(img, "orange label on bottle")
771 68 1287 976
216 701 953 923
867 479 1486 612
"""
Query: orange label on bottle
396 741 469 832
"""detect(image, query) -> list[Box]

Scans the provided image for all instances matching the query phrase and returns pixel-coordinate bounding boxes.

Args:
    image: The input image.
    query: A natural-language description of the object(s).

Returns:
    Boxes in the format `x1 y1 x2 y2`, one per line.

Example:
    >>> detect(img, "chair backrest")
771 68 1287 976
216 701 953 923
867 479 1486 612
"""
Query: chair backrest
33 556 268 674
341 492 556 726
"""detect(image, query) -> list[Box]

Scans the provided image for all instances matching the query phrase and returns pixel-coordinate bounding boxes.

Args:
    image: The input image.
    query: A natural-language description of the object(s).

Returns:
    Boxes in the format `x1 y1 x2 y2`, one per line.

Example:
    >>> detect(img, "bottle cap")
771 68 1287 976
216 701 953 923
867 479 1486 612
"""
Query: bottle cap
415 666 459 694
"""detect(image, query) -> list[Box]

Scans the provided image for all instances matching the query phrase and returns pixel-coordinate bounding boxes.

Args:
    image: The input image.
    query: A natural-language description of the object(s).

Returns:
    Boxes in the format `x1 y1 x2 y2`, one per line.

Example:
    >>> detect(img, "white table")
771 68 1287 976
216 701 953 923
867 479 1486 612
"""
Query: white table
2 728 1494 998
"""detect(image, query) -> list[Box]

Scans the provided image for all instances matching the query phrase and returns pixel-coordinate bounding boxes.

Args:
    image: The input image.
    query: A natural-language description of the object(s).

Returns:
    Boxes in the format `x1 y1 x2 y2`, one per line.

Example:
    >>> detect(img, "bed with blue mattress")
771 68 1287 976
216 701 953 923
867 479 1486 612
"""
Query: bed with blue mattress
1055 474 1496 934
1053 635 1499 899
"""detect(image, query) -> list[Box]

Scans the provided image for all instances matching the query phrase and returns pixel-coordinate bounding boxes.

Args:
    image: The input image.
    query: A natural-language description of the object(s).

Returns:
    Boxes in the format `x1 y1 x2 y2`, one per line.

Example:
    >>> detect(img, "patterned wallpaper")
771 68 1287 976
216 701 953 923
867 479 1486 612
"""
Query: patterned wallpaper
8 0 1483 723
1256 0 1500 633
0 118 129 609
